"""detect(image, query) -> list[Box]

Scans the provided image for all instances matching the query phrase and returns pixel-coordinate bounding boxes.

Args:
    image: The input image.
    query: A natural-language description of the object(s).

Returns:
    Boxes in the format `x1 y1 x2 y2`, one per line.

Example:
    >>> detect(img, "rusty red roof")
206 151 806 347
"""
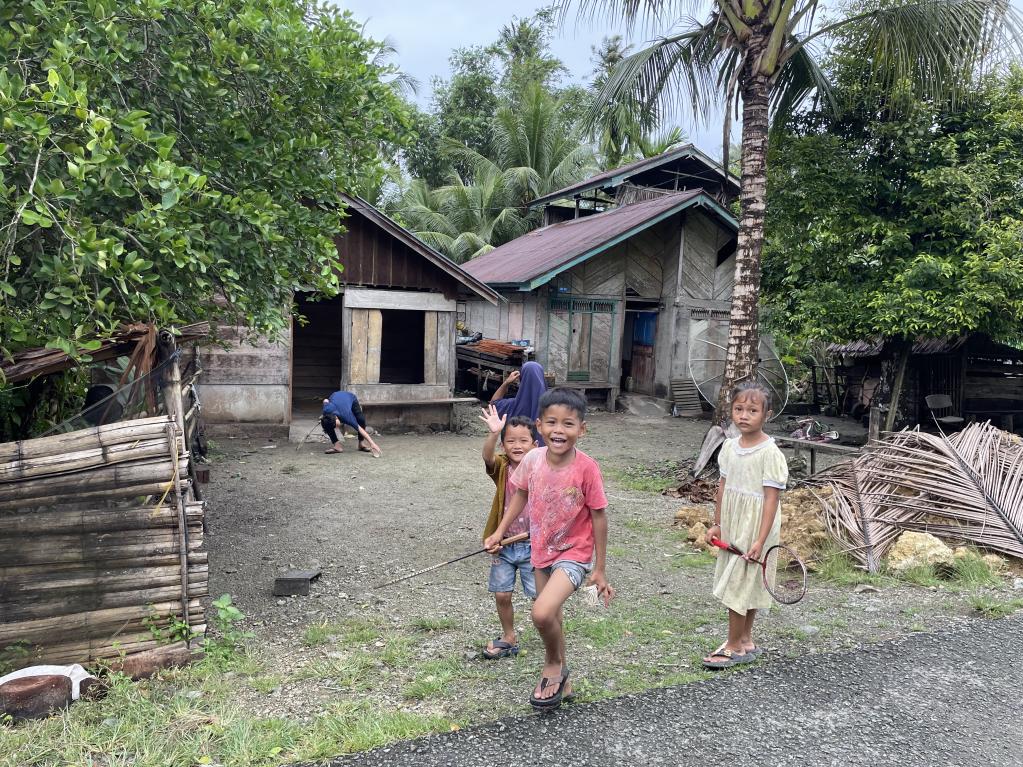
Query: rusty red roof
462 190 736 288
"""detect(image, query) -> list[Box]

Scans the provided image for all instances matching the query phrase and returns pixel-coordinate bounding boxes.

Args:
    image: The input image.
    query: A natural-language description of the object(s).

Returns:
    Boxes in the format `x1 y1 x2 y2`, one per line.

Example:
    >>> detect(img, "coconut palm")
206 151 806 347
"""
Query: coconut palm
450 83 597 204
397 170 533 263
575 0 1022 421
399 83 596 262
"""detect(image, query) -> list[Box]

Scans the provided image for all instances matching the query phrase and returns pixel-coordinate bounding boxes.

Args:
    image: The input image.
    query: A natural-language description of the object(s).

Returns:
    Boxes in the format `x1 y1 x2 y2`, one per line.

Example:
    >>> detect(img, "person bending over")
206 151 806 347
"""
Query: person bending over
321 390 382 457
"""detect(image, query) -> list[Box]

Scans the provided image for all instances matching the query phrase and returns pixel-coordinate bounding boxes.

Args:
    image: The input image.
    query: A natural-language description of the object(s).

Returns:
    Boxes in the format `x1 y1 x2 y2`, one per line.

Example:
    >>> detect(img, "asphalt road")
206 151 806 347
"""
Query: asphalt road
311 613 1023 767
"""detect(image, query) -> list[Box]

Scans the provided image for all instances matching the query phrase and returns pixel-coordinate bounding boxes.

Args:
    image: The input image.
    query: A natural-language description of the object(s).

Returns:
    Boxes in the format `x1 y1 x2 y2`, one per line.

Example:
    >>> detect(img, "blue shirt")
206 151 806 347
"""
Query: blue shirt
323 391 358 429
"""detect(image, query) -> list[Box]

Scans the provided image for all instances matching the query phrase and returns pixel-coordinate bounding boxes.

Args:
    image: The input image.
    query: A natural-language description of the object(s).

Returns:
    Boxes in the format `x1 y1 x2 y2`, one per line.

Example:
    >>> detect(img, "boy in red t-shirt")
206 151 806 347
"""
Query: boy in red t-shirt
484 388 614 709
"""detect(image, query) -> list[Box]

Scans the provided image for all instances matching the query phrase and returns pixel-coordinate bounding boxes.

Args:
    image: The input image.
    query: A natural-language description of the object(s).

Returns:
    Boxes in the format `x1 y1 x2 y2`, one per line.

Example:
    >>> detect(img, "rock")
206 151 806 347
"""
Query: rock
886 532 955 573
686 521 708 543
1012 577 1023 591
673 506 709 527
981 554 1007 573
799 624 820 636
855 584 882 594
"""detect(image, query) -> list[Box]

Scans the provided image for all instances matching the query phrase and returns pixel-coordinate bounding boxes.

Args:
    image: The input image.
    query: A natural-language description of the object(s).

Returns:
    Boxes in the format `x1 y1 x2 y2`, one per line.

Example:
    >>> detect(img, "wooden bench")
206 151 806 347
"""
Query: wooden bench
774 436 861 474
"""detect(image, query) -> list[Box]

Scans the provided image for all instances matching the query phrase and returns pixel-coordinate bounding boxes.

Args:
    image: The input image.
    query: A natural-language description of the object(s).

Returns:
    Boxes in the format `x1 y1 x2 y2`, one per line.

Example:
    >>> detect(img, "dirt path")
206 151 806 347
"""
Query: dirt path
202 412 1018 731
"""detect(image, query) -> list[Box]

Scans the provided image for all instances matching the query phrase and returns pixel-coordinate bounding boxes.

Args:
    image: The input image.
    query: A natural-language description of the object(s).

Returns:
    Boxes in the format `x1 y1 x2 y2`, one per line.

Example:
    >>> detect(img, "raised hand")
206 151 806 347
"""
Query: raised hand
478 404 507 434
506 370 521 385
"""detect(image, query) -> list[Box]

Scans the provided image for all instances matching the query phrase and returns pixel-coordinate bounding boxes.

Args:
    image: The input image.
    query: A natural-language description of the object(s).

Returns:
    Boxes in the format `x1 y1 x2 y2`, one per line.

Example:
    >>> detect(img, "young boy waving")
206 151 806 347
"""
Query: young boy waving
485 388 614 709
479 405 539 660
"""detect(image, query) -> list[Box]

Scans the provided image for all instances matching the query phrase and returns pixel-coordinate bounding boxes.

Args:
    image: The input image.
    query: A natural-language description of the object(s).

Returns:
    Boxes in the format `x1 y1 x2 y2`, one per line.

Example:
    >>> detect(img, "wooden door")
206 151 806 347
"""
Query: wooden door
630 312 657 395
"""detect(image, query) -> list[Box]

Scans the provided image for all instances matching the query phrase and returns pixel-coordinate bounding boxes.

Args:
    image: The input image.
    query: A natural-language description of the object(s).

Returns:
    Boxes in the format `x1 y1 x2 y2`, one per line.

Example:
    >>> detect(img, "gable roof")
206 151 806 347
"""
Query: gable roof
462 190 737 290
528 144 740 210
339 194 502 305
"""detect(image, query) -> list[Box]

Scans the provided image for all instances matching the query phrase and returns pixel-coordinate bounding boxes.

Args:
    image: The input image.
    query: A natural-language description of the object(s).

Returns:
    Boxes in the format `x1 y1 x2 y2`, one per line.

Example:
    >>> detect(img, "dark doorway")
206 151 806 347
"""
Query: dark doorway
291 293 342 414
380 309 425 384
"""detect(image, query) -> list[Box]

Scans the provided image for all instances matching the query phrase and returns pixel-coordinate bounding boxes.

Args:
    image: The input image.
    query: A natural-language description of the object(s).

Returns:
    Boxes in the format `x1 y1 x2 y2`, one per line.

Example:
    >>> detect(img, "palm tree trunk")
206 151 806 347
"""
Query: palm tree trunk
714 38 772 424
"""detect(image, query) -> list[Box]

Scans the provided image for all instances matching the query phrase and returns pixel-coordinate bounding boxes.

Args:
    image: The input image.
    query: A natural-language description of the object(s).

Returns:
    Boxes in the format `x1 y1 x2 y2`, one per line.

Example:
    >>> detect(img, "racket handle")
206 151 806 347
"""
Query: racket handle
501 532 529 546
708 537 729 550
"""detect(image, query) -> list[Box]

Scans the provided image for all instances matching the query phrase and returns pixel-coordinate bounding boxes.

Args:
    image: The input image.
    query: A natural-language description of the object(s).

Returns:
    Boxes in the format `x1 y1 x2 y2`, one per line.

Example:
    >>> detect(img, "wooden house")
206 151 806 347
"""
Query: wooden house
460 176 740 408
201 195 501 434
825 335 1023 432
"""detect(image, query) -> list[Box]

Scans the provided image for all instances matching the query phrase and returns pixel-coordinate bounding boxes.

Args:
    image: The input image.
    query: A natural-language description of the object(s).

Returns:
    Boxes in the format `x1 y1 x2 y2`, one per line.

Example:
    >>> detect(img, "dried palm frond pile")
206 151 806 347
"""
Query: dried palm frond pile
814 423 1023 572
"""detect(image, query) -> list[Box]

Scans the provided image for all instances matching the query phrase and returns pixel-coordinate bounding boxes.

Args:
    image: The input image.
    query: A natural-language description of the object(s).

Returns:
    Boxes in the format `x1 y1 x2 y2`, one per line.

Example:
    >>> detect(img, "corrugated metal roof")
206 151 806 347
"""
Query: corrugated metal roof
827 335 1023 358
528 144 740 209
463 190 735 288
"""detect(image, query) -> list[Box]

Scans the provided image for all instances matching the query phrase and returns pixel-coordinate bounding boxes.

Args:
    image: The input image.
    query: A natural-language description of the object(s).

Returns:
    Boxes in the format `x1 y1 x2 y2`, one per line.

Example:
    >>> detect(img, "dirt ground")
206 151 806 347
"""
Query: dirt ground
202 411 1018 729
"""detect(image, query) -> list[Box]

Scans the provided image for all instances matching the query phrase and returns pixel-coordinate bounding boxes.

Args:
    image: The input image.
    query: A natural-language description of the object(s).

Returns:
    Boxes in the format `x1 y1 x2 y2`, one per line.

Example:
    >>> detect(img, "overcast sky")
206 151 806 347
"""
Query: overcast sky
333 0 1023 160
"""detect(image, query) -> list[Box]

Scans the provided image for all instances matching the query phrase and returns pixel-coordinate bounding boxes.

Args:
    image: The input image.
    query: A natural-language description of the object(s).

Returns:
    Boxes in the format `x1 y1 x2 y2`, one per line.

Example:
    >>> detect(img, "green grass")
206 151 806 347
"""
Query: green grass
411 616 457 632
898 564 942 588
669 550 717 570
249 674 285 694
622 517 662 534
0 652 457 767
814 547 887 587
303 621 335 647
402 659 467 701
607 461 681 493
970 596 1023 618
950 551 1001 588
608 545 628 558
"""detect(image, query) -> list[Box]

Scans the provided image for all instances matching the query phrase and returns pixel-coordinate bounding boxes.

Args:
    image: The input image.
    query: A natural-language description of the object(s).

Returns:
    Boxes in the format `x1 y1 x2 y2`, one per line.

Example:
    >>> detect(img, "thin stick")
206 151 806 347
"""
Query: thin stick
376 532 529 589
294 419 322 450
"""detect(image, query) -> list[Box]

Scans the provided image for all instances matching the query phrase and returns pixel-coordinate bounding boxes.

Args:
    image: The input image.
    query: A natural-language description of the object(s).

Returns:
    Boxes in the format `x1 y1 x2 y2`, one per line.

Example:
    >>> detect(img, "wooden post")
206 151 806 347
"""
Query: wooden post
868 405 881 444
157 330 185 437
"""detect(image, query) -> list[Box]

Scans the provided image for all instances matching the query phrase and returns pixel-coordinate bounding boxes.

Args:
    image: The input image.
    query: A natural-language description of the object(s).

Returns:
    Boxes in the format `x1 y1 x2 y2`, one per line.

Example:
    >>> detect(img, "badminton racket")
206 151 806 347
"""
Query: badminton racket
709 536 807 604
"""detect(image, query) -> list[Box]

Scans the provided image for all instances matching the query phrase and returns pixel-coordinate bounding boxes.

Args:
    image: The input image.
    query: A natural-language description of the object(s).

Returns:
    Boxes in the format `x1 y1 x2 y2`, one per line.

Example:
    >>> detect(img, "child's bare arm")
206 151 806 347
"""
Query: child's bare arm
747 486 780 560
707 477 725 541
588 508 614 606
479 405 505 471
484 488 527 551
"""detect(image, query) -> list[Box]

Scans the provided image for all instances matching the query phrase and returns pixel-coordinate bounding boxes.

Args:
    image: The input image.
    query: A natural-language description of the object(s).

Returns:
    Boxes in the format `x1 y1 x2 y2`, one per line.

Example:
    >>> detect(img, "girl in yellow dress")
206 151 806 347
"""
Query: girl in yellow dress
703 381 788 669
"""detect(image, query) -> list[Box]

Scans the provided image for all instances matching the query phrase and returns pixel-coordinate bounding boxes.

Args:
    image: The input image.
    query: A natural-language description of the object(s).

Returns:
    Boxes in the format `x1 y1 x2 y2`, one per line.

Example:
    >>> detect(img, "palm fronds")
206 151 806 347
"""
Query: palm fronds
816 423 1023 571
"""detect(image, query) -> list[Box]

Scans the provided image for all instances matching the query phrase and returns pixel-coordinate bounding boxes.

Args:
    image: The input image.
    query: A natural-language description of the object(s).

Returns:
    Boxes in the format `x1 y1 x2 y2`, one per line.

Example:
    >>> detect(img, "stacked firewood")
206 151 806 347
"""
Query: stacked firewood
0 415 207 666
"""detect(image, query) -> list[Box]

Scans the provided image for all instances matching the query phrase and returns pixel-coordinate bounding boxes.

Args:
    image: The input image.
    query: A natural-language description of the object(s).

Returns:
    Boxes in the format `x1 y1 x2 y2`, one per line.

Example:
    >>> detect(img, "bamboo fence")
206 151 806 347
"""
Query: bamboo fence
0 413 208 667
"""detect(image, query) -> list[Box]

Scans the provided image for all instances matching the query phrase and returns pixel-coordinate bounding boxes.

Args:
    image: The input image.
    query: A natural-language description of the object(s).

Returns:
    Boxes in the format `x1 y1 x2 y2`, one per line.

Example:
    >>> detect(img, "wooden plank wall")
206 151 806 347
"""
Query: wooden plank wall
291 295 342 410
465 296 536 344
345 303 455 393
200 324 291 423
336 209 456 297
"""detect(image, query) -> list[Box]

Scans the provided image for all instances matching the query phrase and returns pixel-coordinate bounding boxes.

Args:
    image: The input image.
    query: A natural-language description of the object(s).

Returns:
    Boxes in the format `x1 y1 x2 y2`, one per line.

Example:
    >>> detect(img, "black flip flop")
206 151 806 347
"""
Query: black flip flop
529 666 570 709
482 638 519 660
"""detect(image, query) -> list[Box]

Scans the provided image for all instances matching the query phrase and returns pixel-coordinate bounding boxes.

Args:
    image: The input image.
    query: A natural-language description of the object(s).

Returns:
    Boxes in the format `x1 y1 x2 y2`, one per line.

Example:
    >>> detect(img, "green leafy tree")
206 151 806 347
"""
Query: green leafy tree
431 47 500 166
0 0 406 363
763 67 1023 422
577 0 1023 420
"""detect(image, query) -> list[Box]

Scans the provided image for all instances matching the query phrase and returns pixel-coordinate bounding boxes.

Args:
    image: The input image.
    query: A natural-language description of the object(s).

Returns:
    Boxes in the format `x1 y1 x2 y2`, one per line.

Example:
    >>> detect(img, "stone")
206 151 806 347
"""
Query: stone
854 584 882 594
886 532 955 573
981 554 1007 573
799 624 820 636
1012 577 1023 591
686 521 708 543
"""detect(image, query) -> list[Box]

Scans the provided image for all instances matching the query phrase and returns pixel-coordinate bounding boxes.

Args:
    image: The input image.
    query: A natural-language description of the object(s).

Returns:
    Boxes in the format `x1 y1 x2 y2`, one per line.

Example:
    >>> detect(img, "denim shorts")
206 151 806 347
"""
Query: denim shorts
540 559 592 590
488 541 536 598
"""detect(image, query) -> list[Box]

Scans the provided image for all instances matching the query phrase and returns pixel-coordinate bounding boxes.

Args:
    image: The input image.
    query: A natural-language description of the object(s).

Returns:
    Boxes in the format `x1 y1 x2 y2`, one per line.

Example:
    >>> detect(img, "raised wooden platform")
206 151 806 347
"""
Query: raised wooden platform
774 436 861 474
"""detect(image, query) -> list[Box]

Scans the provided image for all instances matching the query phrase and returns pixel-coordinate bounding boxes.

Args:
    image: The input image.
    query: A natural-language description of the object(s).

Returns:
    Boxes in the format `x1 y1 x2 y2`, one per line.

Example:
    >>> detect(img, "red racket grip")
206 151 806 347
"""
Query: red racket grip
709 537 746 557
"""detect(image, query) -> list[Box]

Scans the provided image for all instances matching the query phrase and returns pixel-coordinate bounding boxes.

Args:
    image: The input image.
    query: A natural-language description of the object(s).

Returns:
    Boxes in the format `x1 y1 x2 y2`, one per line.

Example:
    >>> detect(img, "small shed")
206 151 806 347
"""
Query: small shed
826 334 1023 431
460 189 739 407
201 195 501 434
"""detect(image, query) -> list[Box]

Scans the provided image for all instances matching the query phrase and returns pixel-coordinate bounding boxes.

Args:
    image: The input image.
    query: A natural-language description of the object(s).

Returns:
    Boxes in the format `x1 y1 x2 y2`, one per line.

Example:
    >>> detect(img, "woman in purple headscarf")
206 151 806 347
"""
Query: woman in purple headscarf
490 360 547 424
